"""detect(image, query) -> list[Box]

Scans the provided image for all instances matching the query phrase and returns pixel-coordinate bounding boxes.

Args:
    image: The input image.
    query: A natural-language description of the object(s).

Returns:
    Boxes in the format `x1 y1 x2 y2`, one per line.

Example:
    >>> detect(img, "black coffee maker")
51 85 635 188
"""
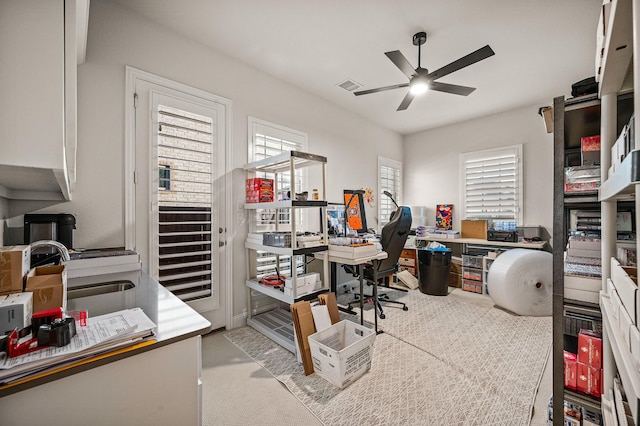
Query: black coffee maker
24 213 76 267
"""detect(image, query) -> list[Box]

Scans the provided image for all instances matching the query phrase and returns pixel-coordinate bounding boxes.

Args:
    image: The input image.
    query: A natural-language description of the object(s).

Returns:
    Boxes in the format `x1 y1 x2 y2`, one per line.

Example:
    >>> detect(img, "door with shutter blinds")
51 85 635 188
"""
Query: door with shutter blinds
132 80 227 330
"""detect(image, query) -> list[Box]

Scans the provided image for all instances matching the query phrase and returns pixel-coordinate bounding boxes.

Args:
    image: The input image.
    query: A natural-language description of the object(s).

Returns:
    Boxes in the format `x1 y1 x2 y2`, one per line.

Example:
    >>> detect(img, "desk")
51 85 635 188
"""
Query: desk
315 251 387 333
415 236 548 250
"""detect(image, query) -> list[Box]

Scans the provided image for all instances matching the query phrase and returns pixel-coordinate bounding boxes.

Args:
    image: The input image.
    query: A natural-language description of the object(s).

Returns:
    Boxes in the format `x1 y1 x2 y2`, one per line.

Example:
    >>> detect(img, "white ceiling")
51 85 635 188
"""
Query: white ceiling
108 0 602 135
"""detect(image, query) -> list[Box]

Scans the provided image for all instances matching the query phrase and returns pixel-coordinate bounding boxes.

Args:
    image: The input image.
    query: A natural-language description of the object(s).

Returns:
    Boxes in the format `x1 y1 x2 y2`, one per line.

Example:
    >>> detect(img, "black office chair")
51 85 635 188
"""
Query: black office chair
347 206 412 319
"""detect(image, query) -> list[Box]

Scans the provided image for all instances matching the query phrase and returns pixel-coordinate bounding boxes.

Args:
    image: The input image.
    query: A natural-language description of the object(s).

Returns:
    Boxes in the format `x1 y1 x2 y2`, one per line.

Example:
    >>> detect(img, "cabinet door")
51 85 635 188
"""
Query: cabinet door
0 0 65 170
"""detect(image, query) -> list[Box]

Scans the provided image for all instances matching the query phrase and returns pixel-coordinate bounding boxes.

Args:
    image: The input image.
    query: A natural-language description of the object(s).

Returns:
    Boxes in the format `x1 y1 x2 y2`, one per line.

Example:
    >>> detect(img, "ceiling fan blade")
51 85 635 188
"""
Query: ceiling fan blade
427 45 495 81
397 91 415 111
429 81 476 96
385 50 416 79
354 83 409 96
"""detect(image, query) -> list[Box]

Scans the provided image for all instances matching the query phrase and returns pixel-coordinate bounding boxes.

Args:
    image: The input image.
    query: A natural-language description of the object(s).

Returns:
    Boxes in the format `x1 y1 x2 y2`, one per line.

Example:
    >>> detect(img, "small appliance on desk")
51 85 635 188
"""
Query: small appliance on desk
24 213 76 267
487 220 518 243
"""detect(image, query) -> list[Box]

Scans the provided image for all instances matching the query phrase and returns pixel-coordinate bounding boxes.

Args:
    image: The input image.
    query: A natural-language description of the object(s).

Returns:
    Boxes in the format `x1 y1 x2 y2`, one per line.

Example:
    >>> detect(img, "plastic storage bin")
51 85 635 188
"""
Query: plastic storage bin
308 320 376 389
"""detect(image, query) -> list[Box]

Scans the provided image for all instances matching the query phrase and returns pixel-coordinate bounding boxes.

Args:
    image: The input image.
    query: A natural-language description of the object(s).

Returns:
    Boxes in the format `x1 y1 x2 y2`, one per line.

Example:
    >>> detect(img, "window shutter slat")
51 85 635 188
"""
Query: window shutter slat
461 147 521 222
156 105 215 302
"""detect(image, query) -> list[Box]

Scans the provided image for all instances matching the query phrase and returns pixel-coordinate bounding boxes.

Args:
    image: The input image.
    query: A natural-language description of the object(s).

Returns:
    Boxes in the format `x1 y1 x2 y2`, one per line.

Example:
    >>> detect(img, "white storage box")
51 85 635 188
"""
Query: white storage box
328 244 378 259
308 320 375 389
611 258 637 325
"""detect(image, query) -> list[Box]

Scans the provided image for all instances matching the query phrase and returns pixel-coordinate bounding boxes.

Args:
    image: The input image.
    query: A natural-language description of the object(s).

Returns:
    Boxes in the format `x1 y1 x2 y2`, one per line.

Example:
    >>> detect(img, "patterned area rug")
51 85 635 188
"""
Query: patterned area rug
225 288 552 425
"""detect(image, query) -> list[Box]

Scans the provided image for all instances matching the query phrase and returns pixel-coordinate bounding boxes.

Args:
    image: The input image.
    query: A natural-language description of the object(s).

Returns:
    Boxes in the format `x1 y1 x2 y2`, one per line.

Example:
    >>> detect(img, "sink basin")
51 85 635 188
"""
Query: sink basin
67 280 137 316
67 280 135 299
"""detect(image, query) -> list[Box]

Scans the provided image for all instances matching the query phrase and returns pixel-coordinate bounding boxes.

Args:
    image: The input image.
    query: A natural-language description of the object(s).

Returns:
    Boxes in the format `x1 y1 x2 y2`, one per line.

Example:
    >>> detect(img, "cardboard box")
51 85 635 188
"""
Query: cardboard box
564 351 577 390
308 320 375 388
611 258 637 325
460 220 487 239
0 245 31 295
576 362 602 398
630 325 640 369
0 292 33 335
577 330 602 369
328 244 378 259
25 265 66 313
620 303 633 349
245 178 274 203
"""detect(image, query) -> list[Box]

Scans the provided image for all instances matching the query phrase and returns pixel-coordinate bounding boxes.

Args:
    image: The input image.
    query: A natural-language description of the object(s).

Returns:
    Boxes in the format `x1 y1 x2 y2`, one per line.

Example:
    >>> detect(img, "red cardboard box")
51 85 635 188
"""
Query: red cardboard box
581 135 601 151
576 363 602 398
581 135 601 166
245 178 274 203
577 330 602 369
564 351 578 390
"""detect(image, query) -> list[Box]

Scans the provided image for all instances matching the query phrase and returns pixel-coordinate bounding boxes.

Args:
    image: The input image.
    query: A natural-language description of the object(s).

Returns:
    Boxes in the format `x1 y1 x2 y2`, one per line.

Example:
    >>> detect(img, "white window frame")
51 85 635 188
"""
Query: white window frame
459 144 523 224
248 117 308 162
378 156 402 229
247 117 308 279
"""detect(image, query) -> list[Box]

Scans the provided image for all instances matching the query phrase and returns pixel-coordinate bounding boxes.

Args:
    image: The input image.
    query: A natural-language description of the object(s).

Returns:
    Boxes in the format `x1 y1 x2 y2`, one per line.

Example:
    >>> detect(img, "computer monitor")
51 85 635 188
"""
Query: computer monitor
343 190 368 235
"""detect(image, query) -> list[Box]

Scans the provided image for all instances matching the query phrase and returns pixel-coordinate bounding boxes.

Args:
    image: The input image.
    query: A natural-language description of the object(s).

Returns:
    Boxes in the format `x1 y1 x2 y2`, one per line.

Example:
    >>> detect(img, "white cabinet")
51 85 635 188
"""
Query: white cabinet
0 0 88 201
243 151 329 352
0 337 203 425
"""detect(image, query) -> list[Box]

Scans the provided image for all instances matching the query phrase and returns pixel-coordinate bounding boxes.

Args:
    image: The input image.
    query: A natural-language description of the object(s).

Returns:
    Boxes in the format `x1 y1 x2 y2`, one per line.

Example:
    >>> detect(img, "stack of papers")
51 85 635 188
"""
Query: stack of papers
0 308 156 385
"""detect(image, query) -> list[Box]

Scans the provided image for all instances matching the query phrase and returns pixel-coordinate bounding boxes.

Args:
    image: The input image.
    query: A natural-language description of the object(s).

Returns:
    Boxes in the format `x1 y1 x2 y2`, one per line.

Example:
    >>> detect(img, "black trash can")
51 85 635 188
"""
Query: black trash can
418 248 452 296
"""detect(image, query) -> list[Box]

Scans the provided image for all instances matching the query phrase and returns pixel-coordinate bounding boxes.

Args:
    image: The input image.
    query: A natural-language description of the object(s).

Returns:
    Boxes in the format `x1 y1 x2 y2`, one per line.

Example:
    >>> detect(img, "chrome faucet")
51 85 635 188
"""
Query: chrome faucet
30 240 70 262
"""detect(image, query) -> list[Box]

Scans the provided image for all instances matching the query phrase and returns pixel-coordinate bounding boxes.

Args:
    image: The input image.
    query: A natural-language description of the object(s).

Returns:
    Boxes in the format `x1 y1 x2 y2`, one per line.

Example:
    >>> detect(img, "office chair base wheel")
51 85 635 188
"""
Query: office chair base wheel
379 313 386 319
402 306 408 311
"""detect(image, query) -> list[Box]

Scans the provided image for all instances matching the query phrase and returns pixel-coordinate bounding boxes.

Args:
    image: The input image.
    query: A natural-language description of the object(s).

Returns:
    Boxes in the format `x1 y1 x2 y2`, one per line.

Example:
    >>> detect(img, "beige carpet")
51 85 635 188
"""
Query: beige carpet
224 288 552 425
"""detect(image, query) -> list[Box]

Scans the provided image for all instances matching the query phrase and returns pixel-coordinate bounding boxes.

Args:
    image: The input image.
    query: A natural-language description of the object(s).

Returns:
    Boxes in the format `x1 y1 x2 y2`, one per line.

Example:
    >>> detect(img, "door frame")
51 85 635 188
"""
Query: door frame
124 66 233 330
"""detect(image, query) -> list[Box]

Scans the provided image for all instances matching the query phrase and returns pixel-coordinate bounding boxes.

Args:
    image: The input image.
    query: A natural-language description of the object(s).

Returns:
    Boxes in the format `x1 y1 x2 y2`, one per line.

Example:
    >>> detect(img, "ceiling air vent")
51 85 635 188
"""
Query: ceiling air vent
337 79 362 92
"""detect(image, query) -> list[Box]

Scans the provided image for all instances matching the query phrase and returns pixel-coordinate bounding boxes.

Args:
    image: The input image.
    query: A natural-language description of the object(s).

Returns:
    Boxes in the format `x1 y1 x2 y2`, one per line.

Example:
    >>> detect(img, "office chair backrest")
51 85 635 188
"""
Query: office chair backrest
376 206 412 274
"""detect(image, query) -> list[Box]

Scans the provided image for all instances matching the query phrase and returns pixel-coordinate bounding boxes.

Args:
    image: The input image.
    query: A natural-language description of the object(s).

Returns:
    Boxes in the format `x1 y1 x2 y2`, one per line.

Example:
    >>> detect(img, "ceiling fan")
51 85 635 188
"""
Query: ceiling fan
354 32 495 111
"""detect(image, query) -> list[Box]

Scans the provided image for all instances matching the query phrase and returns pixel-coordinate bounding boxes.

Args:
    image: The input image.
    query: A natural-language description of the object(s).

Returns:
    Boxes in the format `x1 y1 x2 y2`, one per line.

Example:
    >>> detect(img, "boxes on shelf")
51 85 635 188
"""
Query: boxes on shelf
460 220 487 239
25 265 67 312
577 330 602 369
564 166 601 193
449 257 462 288
461 254 483 269
0 292 33 335
308 320 375 389
580 135 601 166
462 278 482 294
283 272 321 297
462 267 482 281
0 245 31 295
516 226 542 242
262 232 292 248
328 243 378 259
610 258 638 325
564 351 577 390
245 178 274 203
563 275 601 305
576 362 602 398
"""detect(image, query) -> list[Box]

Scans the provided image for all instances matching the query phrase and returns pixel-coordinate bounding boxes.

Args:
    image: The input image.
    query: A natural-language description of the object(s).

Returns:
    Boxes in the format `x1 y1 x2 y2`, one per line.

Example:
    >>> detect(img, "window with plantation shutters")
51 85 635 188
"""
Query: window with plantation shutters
460 145 523 224
248 117 308 279
378 157 402 228
154 104 216 302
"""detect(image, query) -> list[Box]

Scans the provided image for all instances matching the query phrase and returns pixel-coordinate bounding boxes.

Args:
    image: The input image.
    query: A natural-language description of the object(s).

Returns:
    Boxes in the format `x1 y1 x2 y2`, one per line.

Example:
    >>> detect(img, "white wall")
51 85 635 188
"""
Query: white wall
403 103 554 244
5 0 402 319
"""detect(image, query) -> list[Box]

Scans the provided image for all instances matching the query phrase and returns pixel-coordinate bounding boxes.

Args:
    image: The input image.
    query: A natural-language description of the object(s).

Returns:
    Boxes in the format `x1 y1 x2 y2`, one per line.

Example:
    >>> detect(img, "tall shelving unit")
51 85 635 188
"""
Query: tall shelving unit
598 0 640 423
243 151 330 353
552 0 639 423
553 94 608 419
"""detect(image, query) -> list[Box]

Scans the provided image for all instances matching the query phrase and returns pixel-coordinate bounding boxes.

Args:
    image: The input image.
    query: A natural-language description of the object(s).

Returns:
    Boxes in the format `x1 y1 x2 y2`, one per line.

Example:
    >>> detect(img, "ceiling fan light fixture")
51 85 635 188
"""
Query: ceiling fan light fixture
409 77 429 95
